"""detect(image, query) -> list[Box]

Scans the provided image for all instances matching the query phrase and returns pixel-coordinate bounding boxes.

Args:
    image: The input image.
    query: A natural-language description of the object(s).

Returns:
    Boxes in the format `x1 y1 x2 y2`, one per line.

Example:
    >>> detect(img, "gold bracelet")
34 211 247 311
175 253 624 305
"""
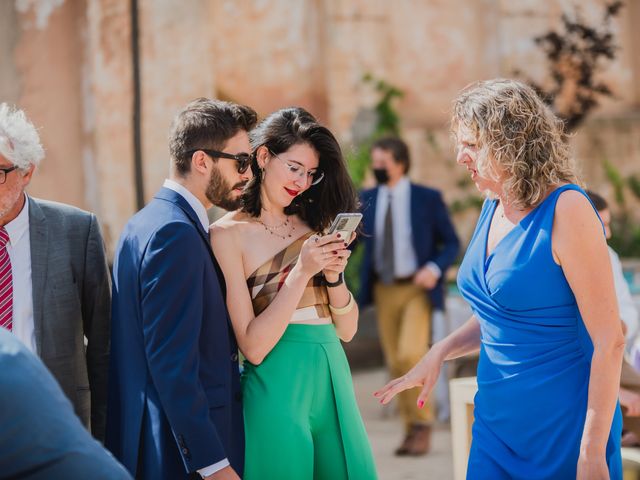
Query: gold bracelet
329 291 355 316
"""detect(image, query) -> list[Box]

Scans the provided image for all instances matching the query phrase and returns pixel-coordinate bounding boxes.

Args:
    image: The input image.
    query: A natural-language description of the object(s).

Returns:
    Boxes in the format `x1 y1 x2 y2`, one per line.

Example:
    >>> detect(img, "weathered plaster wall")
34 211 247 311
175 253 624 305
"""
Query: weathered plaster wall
0 2 21 105
1 0 638 253
211 0 329 122
83 0 135 254
138 0 217 201
14 0 86 213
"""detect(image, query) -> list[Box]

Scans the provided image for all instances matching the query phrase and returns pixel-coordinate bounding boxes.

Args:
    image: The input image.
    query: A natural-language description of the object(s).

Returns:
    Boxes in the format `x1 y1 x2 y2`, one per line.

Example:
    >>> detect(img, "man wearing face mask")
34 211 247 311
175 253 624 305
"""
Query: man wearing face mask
358 136 459 456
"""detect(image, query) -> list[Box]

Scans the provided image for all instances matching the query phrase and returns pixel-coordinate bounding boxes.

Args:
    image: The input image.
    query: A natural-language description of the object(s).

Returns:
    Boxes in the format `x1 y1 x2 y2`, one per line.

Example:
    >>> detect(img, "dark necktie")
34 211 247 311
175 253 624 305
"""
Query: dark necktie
0 227 13 331
380 194 395 284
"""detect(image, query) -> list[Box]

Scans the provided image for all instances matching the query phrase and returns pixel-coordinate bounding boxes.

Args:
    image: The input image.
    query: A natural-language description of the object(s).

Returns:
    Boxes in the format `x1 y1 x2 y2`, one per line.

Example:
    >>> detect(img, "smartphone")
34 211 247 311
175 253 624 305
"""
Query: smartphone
327 212 362 240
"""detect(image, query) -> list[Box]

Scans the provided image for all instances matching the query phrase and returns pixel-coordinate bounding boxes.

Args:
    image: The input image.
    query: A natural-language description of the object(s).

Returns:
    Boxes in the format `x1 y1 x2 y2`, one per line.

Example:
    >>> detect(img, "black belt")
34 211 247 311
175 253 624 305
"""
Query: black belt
374 273 414 285
392 276 413 284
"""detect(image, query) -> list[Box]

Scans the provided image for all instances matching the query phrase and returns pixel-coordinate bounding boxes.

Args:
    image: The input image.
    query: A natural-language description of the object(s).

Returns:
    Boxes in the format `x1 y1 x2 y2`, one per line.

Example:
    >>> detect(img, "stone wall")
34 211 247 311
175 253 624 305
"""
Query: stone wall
2 0 638 255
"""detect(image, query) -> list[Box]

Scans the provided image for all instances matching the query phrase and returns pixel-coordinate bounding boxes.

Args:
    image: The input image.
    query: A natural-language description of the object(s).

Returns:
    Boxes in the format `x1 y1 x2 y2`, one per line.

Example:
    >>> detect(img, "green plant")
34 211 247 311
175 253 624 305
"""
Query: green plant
362 73 403 137
603 158 626 206
346 141 373 191
601 160 640 257
344 74 405 296
450 195 485 215
608 211 640 258
628 175 640 199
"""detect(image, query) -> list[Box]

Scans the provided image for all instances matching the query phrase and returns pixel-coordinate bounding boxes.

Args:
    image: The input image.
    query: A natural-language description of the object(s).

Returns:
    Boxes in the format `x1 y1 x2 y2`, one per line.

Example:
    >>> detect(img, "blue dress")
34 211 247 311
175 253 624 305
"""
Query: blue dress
458 184 622 480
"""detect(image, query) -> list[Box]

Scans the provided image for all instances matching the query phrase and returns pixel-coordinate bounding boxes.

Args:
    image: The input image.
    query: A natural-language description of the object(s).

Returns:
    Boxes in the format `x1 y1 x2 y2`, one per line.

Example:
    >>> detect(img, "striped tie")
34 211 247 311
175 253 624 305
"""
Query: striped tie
0 227 13 331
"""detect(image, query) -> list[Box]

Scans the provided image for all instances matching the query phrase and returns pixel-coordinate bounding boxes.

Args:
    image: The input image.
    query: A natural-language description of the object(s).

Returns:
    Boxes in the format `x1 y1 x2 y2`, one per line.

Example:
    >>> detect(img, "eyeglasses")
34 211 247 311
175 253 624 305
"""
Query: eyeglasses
187 149 251 174
0 166 19 185
269 150 324 186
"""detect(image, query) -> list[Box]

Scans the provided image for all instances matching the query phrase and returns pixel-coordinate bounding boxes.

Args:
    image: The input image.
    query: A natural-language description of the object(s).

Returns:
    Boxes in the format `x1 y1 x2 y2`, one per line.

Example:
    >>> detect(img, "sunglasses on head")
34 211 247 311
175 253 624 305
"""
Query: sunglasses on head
187 149 251 174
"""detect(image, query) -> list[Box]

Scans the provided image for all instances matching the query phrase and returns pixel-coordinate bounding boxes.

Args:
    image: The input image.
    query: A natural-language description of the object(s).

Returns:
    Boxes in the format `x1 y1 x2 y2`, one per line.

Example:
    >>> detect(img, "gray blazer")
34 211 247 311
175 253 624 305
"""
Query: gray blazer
28 196 111 441
0 328 131 480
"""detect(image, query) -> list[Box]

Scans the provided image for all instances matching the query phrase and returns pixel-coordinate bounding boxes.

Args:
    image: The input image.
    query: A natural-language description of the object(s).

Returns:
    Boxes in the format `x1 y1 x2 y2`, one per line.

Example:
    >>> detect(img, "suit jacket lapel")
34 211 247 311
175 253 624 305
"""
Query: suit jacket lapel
365 187 379 233
28 197 48 355
367 188 380 252
409 183 421 251
154 188 227 298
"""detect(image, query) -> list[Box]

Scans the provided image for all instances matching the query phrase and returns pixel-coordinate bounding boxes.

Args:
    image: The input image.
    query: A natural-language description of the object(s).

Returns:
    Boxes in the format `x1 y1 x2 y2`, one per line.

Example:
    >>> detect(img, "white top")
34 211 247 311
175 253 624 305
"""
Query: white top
608 246 639 345
162 179 230 476
163 179 210 231
4 194 36 353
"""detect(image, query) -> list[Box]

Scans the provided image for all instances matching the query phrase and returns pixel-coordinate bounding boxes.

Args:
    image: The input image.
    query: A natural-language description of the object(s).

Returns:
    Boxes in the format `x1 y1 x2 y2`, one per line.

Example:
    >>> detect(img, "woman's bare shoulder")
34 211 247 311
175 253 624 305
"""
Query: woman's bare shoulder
211 210 253 232
210 210 255 247
553 188 602 245
554 188 594 223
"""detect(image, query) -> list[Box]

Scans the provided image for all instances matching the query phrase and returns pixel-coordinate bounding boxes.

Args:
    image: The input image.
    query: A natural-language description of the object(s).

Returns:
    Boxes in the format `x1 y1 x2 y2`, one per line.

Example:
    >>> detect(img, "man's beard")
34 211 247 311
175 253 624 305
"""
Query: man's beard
205 166 246 211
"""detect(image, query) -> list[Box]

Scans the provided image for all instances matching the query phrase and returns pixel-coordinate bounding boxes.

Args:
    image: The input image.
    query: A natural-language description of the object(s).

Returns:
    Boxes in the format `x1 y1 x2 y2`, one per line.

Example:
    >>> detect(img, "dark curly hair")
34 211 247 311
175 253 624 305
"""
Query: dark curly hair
240 107 358 232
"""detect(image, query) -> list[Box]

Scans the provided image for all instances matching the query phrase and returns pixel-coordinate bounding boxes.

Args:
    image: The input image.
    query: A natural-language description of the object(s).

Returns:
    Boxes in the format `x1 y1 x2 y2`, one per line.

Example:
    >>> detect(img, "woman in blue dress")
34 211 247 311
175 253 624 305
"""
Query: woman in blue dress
375 79 623 479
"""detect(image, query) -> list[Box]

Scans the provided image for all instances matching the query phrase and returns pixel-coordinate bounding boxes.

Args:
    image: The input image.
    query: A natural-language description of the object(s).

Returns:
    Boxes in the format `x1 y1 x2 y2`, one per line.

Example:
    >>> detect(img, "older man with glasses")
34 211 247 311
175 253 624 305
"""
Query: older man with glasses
0 103 112 442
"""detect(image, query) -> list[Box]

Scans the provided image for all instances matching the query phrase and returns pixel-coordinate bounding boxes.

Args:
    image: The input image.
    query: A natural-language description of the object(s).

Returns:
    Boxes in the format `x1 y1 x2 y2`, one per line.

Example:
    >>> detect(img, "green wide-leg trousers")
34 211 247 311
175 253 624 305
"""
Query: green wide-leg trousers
242 324 377 480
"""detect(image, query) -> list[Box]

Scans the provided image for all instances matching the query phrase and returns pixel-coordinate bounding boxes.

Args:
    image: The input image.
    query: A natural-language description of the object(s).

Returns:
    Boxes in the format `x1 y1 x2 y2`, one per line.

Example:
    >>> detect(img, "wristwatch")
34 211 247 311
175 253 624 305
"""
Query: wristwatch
324 272 344 287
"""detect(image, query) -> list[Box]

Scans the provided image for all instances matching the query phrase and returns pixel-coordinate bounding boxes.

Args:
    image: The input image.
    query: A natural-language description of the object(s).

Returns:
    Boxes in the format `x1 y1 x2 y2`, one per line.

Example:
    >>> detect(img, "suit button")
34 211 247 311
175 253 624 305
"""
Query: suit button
182 448 188 455
231 353 238 362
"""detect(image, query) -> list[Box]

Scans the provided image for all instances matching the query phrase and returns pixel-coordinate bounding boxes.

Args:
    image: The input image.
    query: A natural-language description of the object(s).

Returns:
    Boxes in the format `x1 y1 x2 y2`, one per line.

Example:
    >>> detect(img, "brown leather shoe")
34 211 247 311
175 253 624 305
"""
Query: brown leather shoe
394 429 415 456
406 424 432 456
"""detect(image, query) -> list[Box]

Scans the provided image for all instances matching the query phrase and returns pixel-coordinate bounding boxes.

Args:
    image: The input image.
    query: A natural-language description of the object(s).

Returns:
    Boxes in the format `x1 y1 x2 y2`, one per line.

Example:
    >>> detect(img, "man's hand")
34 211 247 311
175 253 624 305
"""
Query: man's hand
205 466 241 480
413 265 439 290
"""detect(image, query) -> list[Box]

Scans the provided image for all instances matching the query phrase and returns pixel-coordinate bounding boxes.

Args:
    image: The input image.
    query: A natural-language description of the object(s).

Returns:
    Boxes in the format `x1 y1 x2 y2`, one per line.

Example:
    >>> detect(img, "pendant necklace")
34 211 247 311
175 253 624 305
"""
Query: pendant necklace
257 215 295 240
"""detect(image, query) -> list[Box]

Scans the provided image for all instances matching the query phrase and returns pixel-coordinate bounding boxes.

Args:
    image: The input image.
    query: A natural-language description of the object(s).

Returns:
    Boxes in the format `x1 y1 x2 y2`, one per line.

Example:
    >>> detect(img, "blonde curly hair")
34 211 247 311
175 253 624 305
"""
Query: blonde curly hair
451 79 580 209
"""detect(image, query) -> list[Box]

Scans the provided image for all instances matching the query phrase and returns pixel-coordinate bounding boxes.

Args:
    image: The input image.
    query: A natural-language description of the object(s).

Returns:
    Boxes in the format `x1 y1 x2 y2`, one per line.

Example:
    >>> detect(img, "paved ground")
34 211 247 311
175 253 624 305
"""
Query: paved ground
353 368 454 480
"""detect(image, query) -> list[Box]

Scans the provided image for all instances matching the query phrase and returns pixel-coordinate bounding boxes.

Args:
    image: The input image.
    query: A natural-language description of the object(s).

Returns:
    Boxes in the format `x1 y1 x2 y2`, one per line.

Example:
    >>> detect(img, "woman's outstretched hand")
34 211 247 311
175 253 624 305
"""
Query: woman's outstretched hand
374 348 444 409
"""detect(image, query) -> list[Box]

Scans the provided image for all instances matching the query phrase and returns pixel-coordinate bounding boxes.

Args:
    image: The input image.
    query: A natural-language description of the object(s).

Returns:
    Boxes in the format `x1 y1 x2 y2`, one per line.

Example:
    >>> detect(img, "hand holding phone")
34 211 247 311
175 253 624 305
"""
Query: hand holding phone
321 213 362 282
326 213 362 243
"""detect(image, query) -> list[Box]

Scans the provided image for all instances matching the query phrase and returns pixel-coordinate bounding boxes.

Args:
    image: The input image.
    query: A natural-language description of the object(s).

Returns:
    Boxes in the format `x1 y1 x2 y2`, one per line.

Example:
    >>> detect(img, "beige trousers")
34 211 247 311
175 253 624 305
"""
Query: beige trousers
374 281 434 431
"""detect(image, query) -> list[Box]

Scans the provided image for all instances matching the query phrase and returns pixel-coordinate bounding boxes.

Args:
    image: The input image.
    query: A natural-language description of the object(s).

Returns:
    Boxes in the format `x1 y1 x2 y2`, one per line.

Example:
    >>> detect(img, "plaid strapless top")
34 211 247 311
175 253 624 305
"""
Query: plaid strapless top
246 232 331 322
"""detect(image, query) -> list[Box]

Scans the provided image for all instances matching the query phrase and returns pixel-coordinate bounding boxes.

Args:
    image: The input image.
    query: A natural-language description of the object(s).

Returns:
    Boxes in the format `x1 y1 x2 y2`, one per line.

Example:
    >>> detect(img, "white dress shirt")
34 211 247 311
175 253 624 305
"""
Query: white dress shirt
5 194 36 353
163 179 210 231
608 246 640 345
162 179 230 477
374 177 418 278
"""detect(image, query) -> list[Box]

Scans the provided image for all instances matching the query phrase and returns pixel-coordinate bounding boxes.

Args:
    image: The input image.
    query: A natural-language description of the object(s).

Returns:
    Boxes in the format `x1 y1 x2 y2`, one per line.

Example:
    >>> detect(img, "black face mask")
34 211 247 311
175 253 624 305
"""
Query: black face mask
373 168 390 185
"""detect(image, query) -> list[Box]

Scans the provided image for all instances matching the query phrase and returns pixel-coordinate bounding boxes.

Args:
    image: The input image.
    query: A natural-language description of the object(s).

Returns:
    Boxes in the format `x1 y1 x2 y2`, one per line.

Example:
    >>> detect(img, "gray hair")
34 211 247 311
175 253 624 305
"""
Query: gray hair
0 103 45 169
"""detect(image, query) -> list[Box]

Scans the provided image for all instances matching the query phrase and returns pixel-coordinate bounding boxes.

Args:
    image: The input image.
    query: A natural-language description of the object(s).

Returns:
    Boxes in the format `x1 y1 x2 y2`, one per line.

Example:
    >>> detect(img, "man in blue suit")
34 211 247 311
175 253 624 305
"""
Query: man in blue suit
358 136 459 456
0 328 131 480
107 98 257 479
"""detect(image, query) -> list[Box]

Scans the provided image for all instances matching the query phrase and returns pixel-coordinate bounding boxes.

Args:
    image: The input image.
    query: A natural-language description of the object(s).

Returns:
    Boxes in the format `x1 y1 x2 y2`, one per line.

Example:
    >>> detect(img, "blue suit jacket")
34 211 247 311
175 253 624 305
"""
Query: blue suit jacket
358 183 460 310
106 188 243 479
0 328 131 480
